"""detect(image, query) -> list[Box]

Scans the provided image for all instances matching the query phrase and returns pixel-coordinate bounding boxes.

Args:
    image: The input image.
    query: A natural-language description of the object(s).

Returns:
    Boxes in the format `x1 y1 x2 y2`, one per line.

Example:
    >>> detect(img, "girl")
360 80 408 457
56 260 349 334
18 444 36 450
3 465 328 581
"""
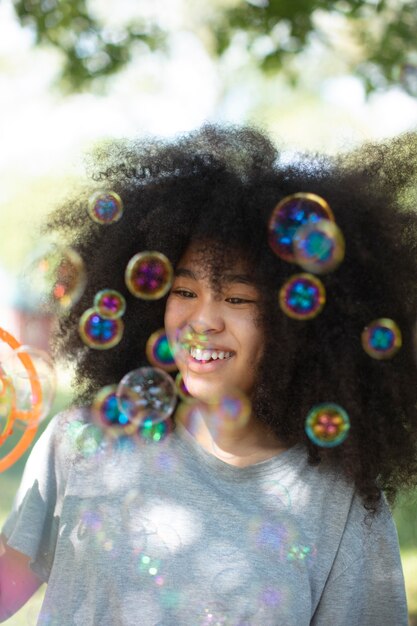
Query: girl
1 125 417 625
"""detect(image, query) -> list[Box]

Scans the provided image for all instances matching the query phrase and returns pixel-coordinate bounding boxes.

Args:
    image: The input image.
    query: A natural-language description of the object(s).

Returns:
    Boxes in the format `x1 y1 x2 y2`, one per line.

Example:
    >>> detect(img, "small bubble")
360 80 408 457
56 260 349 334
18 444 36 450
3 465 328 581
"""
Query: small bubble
125 251 173 300
87 190 123 224
305 403 350 447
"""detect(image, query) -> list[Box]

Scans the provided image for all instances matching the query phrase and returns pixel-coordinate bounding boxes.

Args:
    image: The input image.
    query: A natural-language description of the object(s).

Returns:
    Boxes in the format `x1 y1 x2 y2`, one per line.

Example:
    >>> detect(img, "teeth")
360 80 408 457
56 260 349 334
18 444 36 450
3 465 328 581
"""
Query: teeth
189 347 232 361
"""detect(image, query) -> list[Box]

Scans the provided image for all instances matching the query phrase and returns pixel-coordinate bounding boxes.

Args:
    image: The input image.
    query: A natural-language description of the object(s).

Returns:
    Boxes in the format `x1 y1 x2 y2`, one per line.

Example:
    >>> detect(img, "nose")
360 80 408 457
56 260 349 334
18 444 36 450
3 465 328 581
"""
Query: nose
188 299 225 335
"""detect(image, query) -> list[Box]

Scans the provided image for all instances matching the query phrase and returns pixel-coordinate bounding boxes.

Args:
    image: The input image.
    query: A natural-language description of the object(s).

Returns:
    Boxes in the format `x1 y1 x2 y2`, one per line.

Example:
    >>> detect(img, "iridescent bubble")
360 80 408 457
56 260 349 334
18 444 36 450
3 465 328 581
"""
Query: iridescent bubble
175 372 193 402
361 318 402 360
268 193 334 262
201 389 252 437
170 320 211 367
138 416 173 443
87 190 123 224
116 366 177 425
305 403 350 447
94 289 126 319
279 273 326 320
293 219 345 274
4 346 56 428
146 328 177 372
125 251 173 300
287 543 317 564
20 242 87 312
92 384 136 437
79 308 124 350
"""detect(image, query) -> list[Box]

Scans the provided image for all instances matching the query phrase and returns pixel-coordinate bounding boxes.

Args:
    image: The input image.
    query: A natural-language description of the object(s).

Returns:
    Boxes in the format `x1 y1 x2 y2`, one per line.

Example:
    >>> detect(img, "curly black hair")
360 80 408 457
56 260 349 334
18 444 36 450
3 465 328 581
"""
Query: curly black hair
44 124 417 515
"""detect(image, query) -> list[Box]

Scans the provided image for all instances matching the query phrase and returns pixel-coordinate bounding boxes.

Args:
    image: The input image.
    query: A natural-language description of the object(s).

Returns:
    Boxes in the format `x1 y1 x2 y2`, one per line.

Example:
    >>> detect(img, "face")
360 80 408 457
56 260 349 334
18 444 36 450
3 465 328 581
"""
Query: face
164 244 265 403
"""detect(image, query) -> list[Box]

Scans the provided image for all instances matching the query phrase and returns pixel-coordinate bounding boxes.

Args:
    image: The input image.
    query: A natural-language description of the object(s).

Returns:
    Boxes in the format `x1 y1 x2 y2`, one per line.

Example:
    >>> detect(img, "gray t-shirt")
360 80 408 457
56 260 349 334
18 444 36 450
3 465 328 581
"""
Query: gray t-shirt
2 410 408 626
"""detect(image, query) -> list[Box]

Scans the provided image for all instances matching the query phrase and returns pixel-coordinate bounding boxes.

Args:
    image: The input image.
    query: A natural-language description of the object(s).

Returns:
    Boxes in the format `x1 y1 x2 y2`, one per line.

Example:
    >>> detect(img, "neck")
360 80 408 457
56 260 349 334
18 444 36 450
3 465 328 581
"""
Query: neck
176 403 286 467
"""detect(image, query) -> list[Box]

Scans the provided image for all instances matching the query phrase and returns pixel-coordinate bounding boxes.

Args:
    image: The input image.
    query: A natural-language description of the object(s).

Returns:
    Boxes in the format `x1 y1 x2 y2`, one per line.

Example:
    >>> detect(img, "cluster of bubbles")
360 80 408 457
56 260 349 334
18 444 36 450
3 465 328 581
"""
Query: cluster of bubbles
0 329 56 472
268 192 344 321
79 289 126 350
267 192 405 449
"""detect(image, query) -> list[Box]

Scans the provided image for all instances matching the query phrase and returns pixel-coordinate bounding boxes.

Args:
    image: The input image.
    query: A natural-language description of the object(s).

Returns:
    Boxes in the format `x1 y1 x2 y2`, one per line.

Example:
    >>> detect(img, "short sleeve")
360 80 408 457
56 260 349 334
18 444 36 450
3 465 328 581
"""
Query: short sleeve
1 414 72 582
311 495 408 626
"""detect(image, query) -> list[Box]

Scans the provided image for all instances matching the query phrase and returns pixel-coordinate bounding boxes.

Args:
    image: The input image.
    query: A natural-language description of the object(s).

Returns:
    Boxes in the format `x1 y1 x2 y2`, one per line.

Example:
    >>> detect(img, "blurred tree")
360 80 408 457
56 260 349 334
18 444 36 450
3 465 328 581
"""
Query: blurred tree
12 0 417 96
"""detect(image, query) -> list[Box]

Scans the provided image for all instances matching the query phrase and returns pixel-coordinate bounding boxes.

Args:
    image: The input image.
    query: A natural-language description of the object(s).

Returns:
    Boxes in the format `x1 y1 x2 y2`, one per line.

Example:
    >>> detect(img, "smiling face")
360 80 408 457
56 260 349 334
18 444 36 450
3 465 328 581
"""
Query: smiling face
164 244 265 404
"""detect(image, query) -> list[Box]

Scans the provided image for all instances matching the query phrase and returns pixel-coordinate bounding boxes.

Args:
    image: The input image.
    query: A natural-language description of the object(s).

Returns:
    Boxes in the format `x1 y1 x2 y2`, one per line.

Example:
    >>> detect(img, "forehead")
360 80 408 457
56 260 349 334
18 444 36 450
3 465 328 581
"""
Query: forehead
176 243 255 284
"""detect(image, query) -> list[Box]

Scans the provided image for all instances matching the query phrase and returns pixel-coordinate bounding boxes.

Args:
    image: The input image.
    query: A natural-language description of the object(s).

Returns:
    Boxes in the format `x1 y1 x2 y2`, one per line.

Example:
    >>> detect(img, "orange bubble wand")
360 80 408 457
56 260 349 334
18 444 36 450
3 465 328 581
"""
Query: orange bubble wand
0 327 42 472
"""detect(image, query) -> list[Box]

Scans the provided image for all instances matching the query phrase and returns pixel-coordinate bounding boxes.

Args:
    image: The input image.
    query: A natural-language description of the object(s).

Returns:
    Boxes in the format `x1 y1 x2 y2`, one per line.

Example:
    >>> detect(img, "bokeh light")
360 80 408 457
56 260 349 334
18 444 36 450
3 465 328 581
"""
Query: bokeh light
20 242 87 312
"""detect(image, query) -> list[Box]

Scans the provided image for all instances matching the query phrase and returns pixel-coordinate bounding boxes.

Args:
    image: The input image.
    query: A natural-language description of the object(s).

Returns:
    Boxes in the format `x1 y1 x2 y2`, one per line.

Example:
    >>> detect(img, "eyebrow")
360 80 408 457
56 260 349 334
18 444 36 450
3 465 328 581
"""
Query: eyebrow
174 267 255 285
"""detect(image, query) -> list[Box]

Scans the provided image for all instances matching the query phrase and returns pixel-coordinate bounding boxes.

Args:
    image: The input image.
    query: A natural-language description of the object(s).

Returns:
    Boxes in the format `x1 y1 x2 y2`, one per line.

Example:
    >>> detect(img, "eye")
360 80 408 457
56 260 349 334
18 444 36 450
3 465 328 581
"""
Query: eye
226 297 255 305
172 289 196 298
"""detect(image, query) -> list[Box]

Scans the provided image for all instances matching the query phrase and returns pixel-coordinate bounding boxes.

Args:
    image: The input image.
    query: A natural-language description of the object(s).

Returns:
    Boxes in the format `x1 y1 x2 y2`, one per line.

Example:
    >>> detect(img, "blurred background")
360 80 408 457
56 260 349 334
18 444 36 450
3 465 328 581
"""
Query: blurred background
0 0 417 623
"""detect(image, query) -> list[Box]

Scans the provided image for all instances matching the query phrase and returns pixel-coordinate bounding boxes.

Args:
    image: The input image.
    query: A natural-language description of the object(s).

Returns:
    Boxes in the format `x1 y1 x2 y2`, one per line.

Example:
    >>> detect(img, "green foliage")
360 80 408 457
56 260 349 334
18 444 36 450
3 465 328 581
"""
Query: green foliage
12 0 166 91
11 0 417 95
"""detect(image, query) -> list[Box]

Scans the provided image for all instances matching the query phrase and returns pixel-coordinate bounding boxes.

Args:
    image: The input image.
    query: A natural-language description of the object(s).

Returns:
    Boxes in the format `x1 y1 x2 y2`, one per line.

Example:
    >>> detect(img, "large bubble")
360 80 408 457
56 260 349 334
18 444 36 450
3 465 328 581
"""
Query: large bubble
361 318 402 360
116 367 177 425
79 308 124 350
305 403 350 447
293 219 345 274
3 345 56 429
125 251 173 300
87 190 123 224
268 193 334 262
279 273 326 320
20 242 87 312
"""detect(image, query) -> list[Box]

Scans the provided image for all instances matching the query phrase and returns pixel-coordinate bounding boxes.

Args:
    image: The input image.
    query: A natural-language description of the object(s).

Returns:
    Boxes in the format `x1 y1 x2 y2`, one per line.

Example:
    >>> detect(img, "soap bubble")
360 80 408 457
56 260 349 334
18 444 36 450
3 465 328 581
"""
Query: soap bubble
88 190 123 224
279 273 326 320
175 372 193 402
138 416 173 443
4 346 56 428
125 251 173 300
268 193 334 262
361 318 402 360
146 329 177 372
116 367 177 425
94 289 126 319
92 384 136 437
20 242 87 312
170 321 210 366
305 403 350 447
79 308 124 350
200 389 252 437
293 219 345 274
0 375 14 442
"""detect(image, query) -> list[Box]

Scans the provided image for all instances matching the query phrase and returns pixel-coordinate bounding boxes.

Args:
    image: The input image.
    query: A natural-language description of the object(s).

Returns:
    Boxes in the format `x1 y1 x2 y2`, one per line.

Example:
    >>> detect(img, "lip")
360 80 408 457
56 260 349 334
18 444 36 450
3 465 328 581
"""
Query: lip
181 351 235 374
